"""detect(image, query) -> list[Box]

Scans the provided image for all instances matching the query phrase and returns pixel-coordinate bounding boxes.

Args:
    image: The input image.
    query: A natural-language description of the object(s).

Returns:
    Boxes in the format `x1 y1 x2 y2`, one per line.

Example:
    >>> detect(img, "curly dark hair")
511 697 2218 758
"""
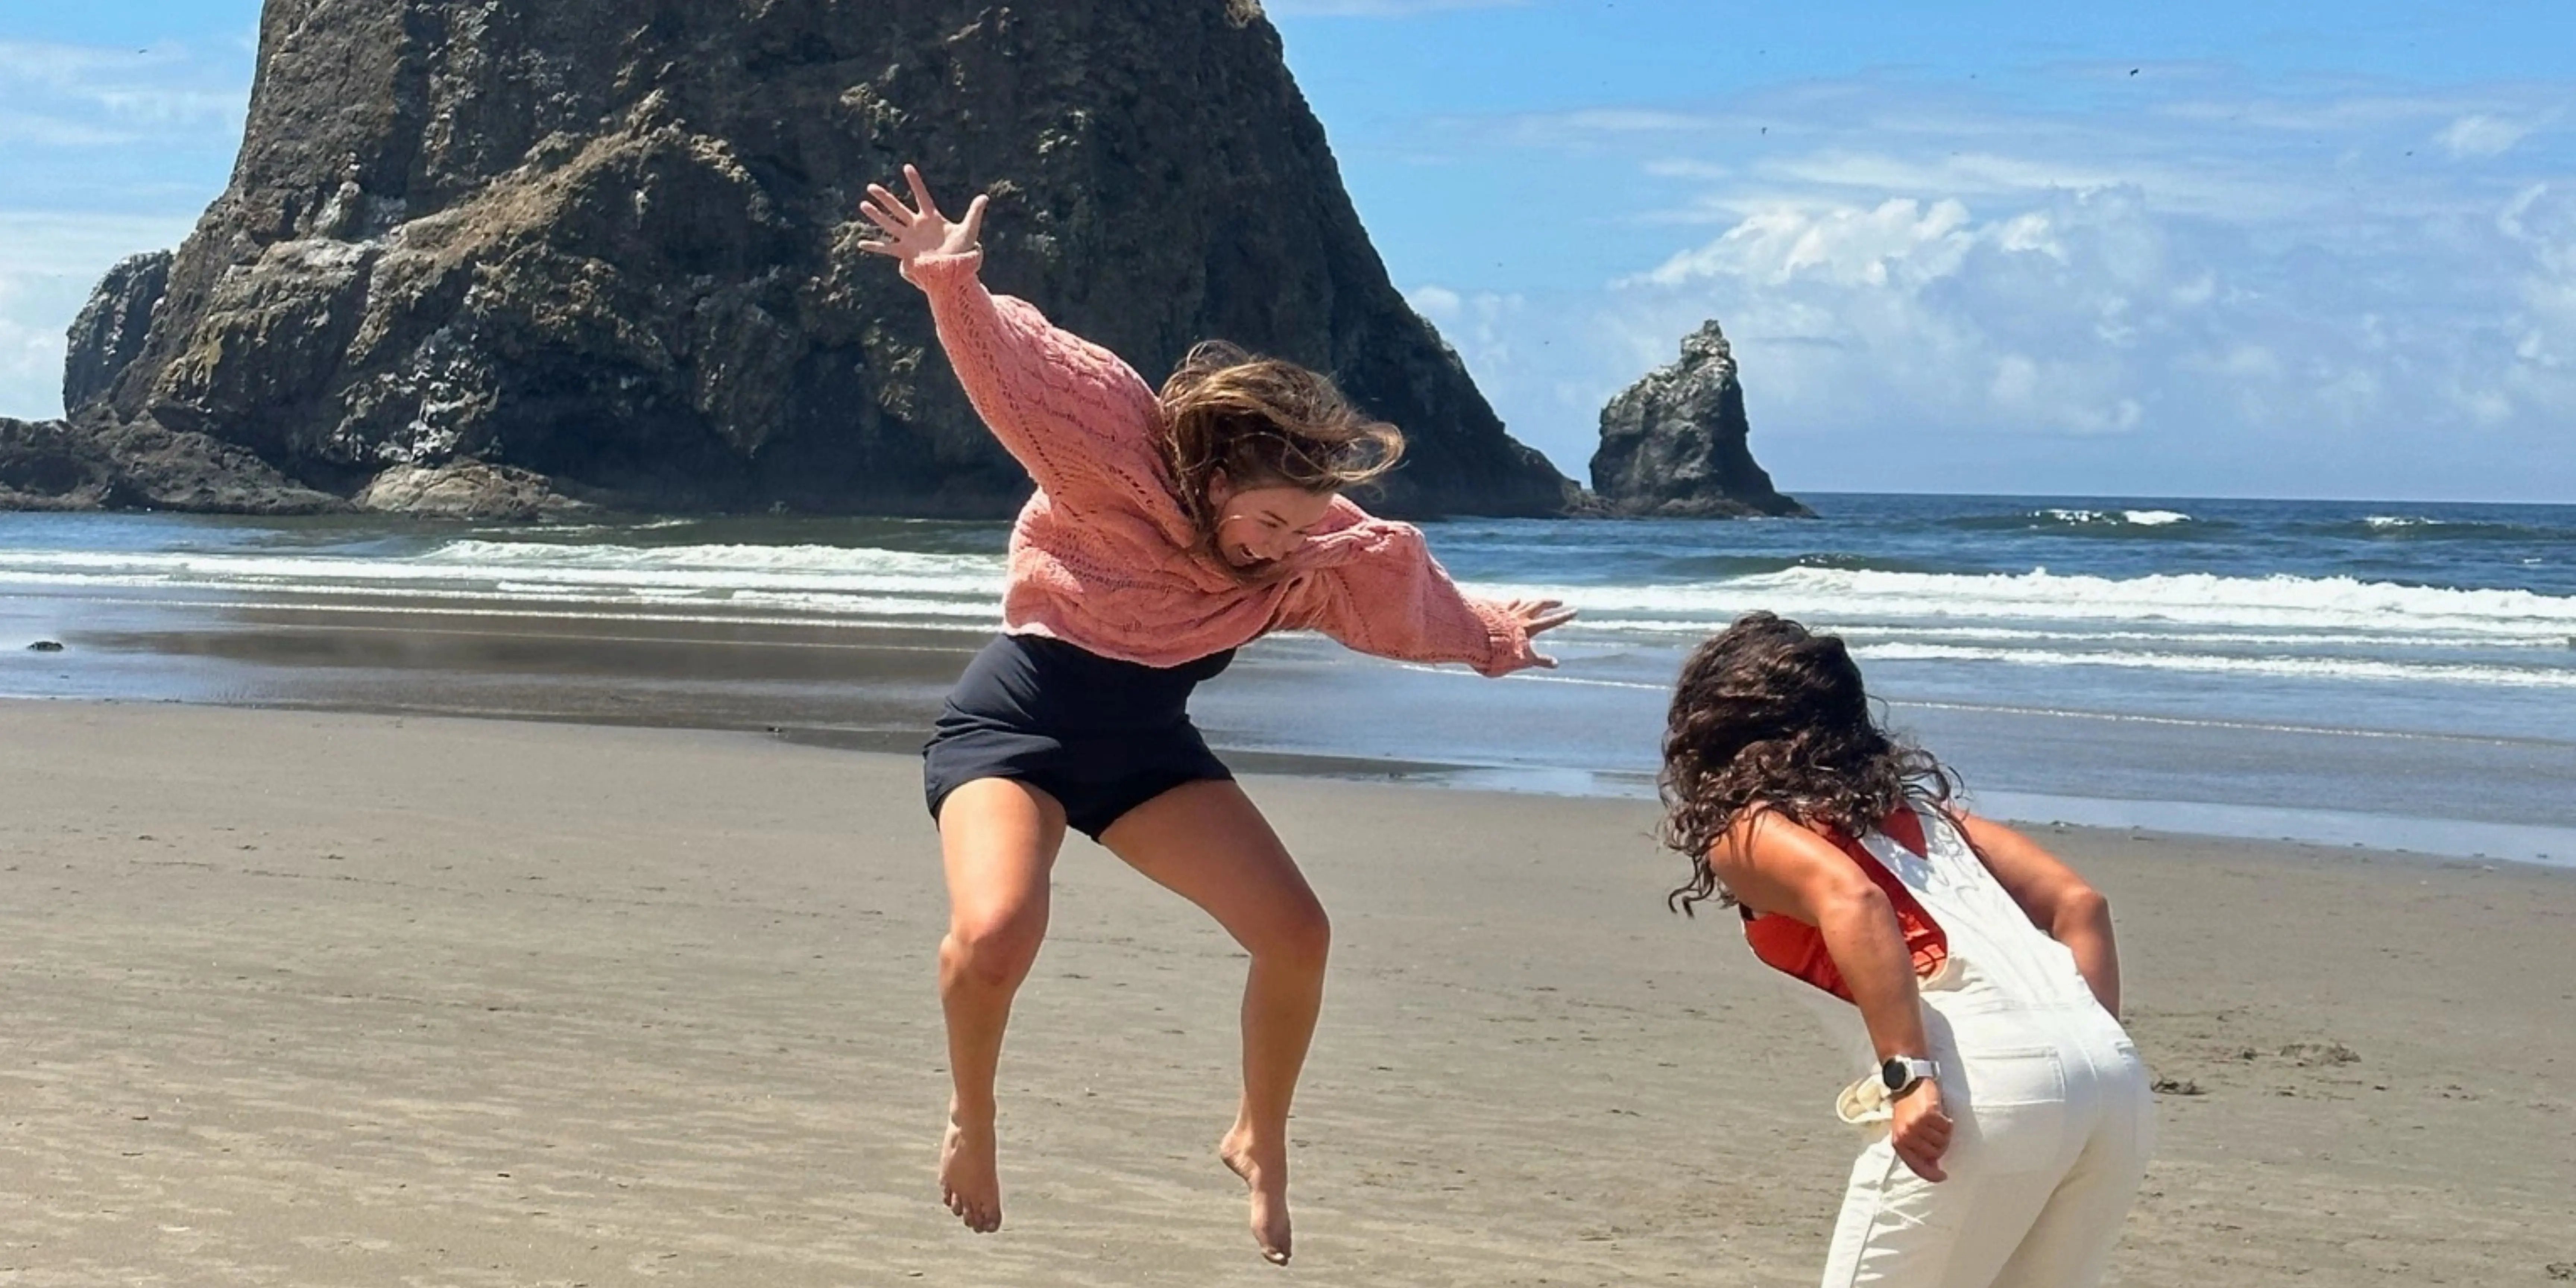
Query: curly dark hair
1660 612 1958 915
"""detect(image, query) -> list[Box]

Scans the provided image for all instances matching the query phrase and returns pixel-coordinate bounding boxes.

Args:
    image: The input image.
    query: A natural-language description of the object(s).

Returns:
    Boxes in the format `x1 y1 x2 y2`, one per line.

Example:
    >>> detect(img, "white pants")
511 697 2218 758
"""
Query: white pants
1820 994 2153 1288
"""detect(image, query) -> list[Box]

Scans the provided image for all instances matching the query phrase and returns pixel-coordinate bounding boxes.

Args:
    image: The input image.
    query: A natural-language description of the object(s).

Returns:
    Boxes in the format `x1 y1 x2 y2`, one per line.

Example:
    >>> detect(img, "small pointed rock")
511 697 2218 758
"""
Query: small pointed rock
1589 319 1809 518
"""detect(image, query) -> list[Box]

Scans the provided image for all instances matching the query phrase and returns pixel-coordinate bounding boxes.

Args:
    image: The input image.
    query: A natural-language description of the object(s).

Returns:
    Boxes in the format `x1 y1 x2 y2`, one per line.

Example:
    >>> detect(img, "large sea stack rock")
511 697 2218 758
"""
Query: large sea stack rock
1590 320 1807 518
66 0 1573 518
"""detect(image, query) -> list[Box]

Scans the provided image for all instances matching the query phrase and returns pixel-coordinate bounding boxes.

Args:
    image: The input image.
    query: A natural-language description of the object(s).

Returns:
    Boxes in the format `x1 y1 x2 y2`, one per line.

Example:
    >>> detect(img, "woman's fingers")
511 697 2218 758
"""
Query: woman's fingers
1513 599 1576 635
857 200 906 236
853 239 903 258
862 170 982 261
904 163 942 219
865 184 914 222
1896 1135 1947 1180
1891 1096 1952 1182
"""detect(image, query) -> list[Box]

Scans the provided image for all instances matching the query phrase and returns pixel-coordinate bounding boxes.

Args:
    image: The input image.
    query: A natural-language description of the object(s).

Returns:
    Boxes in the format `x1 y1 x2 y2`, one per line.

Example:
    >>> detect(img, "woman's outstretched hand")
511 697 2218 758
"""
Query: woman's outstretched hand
857 164 988 265
1505 597 1576 668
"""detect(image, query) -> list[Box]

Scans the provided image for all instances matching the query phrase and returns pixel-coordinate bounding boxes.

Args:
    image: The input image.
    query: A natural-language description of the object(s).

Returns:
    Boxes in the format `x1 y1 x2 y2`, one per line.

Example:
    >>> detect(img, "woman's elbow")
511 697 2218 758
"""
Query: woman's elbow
1815 883 1898 935
2055 883 2112 932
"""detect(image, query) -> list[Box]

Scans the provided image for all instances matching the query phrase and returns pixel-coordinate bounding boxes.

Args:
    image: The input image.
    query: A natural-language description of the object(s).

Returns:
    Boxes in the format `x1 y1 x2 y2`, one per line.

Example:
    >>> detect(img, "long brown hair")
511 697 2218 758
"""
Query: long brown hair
1157 342 1405 570
1660 612 1959 914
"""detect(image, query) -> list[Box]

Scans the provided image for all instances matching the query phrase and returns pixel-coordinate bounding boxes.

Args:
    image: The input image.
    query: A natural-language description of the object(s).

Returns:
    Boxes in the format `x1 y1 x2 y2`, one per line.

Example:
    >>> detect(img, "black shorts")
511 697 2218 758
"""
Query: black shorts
923 634 1237 842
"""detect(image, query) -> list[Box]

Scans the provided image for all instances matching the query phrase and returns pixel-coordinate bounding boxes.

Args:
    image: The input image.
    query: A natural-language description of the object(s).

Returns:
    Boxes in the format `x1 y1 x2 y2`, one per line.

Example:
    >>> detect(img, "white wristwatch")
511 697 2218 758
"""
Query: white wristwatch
1880 1056 1941 1098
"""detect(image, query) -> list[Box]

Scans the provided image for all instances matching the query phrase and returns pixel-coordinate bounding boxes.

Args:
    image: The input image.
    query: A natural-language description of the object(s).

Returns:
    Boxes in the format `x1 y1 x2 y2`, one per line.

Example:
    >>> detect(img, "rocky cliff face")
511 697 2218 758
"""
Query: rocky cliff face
0 415 340 514
1590 320 1807 518
56 0 1573 518
62 252 171 417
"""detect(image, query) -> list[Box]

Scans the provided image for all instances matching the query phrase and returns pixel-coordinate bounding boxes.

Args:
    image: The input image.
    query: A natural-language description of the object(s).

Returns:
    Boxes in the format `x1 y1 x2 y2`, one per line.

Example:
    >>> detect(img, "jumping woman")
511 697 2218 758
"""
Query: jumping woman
857 166 1573 1264
1660 612 2152 1288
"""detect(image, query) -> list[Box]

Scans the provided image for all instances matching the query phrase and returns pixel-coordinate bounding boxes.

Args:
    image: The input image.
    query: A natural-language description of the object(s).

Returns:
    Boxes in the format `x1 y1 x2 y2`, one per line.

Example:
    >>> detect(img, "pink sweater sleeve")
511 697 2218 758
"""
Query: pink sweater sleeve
1276 503 1543 677
903 249 1165 503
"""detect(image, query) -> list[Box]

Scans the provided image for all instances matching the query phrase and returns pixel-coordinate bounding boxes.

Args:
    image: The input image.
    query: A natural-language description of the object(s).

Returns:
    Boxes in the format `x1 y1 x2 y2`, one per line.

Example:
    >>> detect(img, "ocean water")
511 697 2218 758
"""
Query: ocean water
3 494 2571 863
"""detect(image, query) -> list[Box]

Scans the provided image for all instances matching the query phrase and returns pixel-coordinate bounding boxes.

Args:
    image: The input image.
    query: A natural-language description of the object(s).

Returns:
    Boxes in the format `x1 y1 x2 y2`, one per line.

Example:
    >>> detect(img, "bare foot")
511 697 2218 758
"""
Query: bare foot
940 1104 1002 1234
1219 1124 1293 1265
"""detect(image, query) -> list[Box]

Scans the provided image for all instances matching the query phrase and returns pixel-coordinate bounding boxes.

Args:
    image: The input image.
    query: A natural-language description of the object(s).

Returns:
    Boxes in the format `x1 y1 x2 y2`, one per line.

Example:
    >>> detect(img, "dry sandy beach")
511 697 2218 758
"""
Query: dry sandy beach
2 699 2570 1286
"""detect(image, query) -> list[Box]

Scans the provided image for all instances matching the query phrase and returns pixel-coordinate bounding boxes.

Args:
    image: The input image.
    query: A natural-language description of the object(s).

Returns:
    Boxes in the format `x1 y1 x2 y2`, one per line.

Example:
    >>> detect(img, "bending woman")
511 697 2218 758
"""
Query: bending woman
1660 612 2151 1288
857 166 1572 1263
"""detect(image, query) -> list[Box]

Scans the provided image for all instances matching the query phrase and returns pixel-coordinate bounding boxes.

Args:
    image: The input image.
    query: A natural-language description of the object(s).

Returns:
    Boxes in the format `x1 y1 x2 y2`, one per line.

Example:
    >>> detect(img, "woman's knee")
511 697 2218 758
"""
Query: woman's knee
1251 893 1332 972
945 901 1049 988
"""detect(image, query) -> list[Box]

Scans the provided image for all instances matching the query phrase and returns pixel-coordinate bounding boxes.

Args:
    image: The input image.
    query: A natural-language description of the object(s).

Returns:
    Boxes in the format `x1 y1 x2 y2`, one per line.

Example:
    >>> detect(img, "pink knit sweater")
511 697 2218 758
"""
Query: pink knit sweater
905 249 1541 677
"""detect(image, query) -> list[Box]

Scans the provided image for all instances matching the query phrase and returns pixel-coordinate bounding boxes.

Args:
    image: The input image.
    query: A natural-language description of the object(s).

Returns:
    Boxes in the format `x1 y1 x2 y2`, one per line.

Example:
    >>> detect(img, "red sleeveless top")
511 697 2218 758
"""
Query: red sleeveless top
1740 808 1949 1003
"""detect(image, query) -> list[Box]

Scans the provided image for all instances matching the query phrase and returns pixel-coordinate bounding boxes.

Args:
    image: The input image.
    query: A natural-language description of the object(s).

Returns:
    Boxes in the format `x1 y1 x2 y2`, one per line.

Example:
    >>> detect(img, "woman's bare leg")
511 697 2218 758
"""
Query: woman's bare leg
1101 779 1331 1265
934 777 1067 1234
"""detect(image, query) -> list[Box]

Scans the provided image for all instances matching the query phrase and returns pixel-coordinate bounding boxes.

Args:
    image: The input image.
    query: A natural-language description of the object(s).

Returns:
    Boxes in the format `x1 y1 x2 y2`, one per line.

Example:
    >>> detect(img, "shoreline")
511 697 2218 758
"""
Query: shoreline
17 691 2572 881
12 676 2575 872
3 699 2569 1285
8 568 2576 869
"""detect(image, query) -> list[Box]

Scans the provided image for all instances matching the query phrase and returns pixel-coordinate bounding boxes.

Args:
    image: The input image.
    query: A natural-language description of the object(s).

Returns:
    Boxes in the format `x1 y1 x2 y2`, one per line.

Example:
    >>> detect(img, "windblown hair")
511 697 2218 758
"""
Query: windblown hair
1157 342 1405 570
1660 612 1959 915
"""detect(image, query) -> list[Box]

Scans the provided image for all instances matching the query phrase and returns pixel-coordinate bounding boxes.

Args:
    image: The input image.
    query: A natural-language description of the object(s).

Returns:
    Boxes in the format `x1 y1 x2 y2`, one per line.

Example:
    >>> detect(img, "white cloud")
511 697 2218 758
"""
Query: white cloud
1409 282 1533 398
1643 158 1733 181
1594 182 2550 486
0 274 82 420
0 34 246 420
1606 176 2576 459
1755 149 2321 223
0 212 196 276
1408 284 1464 318
0 40 246 142
2436 113 2538 158
1638 198 1976 289
0 274 64 375
2157 91 2486 133
2498 185 2576 401
0 212 198 419
0 116 138 147
1354 64 2576 495
1607 188 2198 440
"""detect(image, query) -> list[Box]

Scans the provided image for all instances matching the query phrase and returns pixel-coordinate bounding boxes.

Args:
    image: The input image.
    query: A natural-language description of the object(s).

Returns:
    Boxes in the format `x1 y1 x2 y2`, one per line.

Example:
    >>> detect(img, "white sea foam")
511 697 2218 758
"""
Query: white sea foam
13 542 2571 647
9 537 2573 693
1 590 999 635
1849 642 2576 689
2031 508 2193 527
0 542 1006 603
417 540 996 578
1464 566 2576 643
2122 509 2193 526
1530 619 2567 650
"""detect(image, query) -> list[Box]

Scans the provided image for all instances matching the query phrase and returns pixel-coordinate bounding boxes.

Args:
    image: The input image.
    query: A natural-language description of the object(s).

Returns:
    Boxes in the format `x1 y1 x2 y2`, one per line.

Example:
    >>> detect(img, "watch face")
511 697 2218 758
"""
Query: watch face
1881 1058 1907 1090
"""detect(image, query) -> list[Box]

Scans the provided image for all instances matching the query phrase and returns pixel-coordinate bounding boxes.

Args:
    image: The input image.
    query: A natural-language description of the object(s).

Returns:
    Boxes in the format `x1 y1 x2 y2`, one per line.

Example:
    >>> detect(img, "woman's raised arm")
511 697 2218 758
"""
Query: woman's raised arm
859 165 1163 502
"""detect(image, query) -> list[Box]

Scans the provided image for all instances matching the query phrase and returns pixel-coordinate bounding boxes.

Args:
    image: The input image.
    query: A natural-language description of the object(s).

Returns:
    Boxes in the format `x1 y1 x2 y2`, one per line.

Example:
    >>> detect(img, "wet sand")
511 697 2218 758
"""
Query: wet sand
2 699 2570 1285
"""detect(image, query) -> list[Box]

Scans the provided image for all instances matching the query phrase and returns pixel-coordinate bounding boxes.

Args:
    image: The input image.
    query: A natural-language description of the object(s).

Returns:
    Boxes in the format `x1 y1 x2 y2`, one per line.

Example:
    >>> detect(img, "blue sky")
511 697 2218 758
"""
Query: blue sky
4 1 2572 500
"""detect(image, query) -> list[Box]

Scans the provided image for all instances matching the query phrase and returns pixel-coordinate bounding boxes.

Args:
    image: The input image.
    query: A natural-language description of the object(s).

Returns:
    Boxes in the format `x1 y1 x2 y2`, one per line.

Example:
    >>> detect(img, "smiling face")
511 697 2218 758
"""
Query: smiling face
1156 344 1406 580
1206 471 1337 570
